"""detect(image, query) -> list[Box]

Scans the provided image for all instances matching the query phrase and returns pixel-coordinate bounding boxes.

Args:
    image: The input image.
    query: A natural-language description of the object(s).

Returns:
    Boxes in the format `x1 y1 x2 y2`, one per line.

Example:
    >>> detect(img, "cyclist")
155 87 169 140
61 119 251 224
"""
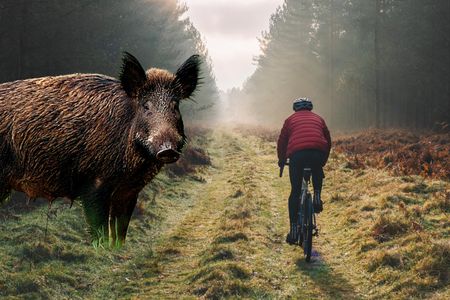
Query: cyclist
277 97 331 245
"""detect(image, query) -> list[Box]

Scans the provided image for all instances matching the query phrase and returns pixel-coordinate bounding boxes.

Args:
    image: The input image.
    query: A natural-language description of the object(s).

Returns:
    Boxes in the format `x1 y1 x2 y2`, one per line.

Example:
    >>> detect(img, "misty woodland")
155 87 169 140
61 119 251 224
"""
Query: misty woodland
0 0 448 299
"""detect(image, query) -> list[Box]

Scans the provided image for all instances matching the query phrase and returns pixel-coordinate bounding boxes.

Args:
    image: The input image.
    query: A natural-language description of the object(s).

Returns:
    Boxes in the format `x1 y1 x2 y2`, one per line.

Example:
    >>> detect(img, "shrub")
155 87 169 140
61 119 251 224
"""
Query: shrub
367 250 403 272
334 130 450 180
415 241 450 286
372 214 410 242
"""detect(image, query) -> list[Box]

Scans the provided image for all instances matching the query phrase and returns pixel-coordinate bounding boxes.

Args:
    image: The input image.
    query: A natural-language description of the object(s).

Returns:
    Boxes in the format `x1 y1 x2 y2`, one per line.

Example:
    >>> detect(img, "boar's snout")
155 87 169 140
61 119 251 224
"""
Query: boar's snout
156 142 181 164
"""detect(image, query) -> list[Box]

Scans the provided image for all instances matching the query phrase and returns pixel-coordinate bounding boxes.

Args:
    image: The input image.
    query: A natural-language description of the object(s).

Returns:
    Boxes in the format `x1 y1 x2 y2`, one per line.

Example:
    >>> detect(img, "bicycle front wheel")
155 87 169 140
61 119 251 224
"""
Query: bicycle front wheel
303 193 313 262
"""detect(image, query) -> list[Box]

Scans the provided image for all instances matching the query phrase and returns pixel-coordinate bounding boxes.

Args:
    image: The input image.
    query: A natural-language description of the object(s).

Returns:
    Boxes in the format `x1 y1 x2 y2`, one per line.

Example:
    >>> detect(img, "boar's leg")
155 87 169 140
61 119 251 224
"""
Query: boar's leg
0 188 9 203
109 189 140 246
1 140 13 203
80 184 112 244
0 178 10 203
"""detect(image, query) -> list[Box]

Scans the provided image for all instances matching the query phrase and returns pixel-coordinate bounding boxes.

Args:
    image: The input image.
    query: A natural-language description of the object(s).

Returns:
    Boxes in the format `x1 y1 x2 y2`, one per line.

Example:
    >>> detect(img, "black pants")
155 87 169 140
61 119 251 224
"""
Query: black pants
288 149 326 224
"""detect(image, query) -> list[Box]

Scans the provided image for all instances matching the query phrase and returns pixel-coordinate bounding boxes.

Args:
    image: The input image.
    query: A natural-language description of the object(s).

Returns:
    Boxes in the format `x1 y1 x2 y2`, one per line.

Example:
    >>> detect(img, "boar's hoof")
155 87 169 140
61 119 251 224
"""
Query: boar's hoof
156 148 181 164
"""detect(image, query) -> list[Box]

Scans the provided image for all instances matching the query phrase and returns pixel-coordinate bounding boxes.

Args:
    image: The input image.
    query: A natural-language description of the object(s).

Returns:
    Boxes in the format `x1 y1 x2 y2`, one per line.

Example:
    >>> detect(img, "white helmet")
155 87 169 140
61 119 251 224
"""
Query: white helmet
293 97 313 111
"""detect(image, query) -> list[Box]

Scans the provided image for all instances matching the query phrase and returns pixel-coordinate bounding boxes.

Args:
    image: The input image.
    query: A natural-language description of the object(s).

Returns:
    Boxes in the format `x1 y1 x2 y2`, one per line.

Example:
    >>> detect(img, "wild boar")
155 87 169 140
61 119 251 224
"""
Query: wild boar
0 52 200 245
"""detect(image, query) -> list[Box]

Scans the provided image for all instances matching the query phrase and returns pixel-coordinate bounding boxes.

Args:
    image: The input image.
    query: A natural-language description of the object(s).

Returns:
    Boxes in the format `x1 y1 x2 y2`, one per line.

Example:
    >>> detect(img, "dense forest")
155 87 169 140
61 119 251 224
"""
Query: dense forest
229 0 450 129
0 0 218 120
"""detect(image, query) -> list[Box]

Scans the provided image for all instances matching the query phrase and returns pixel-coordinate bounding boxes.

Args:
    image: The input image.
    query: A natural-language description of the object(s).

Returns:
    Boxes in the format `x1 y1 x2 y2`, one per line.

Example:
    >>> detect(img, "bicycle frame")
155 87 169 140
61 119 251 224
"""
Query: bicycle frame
298 168 312 232
300 168 316 226
297 168 316 261
279 161 317 261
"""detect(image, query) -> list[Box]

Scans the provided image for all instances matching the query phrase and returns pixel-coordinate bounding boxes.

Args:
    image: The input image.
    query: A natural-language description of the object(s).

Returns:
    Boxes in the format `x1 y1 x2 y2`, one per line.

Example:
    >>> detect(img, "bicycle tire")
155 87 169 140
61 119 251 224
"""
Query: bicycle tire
303 193 313 262
297 221 303 246
297 190 306 246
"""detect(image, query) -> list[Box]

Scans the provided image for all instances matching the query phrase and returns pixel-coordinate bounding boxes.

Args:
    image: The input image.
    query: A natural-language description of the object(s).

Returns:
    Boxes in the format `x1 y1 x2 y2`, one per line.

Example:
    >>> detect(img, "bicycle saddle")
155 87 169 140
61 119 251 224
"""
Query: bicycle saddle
303 168 312 182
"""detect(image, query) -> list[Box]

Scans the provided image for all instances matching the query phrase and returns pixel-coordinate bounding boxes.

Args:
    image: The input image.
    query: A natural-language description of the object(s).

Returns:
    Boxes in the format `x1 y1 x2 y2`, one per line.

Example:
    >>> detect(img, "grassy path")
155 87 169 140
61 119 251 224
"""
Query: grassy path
133 130 363 299
0 129 448 299
133 129 448 299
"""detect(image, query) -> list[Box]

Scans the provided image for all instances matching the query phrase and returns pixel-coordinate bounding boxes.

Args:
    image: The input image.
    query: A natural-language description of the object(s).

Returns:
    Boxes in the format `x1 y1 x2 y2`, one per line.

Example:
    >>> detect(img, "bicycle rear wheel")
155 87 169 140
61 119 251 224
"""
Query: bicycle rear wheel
303 193 313 262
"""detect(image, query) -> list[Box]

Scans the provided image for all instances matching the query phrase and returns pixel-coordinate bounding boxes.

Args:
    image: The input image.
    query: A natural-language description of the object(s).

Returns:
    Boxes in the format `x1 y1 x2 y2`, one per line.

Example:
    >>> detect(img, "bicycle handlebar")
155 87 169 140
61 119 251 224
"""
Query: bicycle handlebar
279 160 289 177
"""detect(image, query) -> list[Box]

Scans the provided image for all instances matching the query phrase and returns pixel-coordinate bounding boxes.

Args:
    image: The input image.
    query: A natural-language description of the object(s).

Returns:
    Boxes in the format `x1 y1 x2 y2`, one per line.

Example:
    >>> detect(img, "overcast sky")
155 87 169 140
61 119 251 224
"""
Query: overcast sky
183 0 284 91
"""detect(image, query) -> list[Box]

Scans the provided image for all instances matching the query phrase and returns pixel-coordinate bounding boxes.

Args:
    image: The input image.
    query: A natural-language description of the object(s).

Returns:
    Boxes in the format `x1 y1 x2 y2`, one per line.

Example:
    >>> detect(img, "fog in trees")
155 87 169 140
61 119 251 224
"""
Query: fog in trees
1 0 449 129
0 0 219 121
226 0 450 130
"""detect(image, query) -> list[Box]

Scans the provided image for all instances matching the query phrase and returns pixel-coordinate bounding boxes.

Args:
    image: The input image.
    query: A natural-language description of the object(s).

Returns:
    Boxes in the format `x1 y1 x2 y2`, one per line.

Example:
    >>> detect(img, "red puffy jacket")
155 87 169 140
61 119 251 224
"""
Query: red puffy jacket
277 110 331 163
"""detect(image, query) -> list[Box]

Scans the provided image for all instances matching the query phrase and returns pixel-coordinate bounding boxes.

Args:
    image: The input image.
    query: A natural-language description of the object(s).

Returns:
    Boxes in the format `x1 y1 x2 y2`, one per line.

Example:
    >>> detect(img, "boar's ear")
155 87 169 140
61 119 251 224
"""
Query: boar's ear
175 55 201 99
120 52 147 97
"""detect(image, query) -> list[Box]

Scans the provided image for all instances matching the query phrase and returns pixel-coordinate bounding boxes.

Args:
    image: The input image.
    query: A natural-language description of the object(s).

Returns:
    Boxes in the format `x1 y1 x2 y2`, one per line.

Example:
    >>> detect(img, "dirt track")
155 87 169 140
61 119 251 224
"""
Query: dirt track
133 131 372 299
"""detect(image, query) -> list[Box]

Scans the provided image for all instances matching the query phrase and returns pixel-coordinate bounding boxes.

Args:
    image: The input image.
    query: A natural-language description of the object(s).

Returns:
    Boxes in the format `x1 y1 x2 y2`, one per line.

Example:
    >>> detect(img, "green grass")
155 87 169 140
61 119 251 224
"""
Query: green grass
0 170 209 299
0 128 448 299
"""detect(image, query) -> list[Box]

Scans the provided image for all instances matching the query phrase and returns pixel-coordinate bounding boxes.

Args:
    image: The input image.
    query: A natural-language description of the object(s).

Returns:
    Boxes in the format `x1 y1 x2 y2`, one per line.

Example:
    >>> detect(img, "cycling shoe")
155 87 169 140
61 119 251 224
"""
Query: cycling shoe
313 191 323 213
286 224 299 245
286 233 297 245
314 200 323 213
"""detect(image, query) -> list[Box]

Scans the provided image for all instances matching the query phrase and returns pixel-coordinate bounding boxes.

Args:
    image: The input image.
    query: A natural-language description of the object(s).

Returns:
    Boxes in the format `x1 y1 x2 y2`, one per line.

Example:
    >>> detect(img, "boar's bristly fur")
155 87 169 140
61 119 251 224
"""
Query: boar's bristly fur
0 52 201 245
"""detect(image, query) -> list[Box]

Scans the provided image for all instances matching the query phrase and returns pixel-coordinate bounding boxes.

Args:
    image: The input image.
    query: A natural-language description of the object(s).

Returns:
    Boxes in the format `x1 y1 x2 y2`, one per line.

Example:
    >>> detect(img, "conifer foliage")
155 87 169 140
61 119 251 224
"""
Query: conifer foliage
240 0 450 129
0 0 218 120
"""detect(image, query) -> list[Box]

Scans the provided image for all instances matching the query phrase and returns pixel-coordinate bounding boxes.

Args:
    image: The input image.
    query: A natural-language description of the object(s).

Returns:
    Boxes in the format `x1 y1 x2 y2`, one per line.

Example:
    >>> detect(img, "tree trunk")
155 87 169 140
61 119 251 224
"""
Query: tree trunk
328 0 335 126
17 0 27 79
374 0 382 128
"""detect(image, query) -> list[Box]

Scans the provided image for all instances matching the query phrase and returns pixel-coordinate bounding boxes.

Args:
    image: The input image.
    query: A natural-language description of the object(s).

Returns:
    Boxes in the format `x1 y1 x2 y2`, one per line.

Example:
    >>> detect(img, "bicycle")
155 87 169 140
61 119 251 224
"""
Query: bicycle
280 162 318 262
